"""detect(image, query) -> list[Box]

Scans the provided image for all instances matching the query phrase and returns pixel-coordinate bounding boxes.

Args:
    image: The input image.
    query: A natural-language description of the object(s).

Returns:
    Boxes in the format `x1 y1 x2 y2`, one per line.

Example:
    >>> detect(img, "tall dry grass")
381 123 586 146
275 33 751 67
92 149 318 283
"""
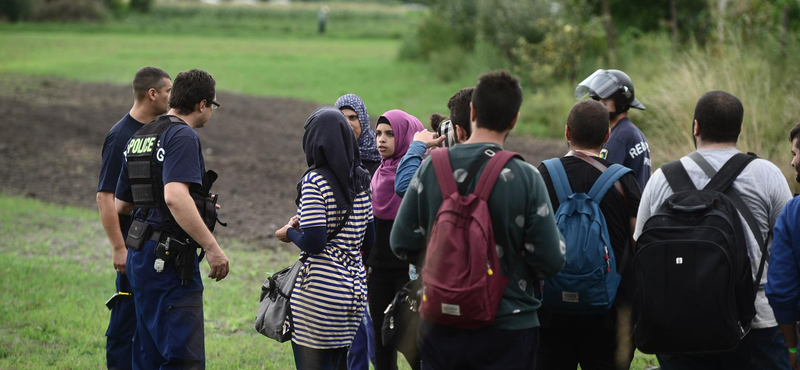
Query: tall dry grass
628 34 800 193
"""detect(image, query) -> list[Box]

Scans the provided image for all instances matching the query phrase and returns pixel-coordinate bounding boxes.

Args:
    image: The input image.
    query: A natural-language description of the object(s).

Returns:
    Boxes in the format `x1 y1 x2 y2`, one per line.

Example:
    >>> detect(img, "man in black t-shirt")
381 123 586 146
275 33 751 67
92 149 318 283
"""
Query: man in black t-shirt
96 66 171 370
536 100 642 370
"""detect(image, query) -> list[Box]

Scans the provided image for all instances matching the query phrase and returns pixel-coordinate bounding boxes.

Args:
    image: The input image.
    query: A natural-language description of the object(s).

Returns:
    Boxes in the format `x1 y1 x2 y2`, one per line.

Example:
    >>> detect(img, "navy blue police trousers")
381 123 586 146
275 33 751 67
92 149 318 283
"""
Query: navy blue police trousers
107 272 136 370
127 240 205 370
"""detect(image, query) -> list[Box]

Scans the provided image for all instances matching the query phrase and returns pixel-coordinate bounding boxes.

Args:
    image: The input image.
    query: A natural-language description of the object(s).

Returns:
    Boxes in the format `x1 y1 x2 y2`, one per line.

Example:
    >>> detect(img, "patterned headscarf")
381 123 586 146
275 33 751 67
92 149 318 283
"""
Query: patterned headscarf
335 94 381 162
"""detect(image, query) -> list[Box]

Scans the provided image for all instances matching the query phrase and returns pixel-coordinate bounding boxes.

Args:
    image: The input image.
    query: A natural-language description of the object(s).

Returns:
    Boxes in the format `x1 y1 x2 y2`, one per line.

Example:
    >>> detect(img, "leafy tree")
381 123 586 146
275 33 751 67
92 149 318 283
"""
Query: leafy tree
129 0 152 13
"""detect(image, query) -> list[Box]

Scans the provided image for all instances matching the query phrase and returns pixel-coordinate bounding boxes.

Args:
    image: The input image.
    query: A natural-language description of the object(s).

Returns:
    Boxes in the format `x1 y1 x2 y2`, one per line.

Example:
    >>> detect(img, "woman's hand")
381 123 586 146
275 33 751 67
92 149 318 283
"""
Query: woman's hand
275 224 292 243
289 215 300 230
413 130 445 148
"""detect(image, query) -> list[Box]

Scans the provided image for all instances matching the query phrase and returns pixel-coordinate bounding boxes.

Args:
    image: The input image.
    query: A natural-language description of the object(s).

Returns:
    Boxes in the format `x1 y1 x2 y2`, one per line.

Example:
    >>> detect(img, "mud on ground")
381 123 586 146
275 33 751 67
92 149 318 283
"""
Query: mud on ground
0 76 566 249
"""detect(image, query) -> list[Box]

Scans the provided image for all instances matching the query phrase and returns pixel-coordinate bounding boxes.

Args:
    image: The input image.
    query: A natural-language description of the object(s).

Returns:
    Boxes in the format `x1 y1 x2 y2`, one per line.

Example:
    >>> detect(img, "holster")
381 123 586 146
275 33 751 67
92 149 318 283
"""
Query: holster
154 237 202 286
191 170 227 233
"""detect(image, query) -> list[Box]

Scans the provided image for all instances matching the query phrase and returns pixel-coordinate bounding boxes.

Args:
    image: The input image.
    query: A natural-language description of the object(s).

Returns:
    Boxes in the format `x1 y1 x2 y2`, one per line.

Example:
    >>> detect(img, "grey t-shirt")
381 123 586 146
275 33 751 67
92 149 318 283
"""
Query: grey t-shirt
634 148 792 329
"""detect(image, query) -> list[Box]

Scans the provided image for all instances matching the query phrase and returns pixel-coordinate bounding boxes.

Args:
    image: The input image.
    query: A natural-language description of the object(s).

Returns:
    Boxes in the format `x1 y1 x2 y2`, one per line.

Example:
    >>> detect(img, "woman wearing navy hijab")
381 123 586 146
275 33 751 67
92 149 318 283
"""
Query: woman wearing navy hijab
275 107 375 370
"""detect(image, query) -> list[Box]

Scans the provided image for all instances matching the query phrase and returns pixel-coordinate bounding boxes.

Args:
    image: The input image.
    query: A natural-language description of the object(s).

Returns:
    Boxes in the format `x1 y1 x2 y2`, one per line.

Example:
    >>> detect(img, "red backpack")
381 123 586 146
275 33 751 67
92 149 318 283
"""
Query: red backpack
420 149 523 329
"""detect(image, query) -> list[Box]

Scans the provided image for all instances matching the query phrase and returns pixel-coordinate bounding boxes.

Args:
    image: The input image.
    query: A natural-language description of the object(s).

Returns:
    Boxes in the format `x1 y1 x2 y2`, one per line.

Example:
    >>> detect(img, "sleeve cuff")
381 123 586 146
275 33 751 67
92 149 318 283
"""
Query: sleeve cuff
287 226 302 243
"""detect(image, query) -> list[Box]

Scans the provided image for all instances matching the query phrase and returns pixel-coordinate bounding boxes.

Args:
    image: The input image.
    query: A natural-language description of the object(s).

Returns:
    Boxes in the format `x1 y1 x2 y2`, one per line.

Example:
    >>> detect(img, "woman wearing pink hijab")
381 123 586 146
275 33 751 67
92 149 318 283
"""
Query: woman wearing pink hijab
368 110 424 370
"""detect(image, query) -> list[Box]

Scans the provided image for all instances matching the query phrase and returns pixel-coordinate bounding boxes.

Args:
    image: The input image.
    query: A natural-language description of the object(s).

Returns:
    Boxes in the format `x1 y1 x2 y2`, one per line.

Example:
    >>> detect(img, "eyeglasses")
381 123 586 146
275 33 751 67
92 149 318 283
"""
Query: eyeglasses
210 101 220 110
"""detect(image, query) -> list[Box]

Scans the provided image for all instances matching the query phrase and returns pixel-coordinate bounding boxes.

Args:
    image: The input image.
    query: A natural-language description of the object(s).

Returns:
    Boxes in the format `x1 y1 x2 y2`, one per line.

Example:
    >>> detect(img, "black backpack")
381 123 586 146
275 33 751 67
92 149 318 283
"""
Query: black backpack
634 152 768 354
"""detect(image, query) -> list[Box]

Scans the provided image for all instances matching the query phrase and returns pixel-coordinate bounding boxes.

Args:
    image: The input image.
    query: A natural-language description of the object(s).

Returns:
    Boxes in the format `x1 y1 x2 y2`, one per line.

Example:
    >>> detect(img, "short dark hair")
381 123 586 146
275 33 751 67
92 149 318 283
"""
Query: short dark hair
693 90 744 144
567 100 609 149
472 71 522 132
169 69 216 115
447 87 474 137
790 123 800 147
430 113 448 132
132 66 170 101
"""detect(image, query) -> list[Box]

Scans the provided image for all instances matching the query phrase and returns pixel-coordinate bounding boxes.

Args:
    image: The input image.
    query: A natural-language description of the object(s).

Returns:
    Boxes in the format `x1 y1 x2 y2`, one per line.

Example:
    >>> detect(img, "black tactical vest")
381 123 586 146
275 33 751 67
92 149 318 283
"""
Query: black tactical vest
126 115 222 235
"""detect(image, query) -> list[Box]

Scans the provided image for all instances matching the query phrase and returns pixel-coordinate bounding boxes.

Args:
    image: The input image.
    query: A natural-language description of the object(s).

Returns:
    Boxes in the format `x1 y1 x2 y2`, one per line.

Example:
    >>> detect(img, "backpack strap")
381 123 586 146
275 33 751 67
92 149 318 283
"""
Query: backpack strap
431 149 459 199
570 151 630 209
458 151 495 195
583 163 634 275
688 151 717 179
474 150 524 201
661 160 697 192
703 153 758 193
588 164 633 205
542 158 573 205
688 152 768 294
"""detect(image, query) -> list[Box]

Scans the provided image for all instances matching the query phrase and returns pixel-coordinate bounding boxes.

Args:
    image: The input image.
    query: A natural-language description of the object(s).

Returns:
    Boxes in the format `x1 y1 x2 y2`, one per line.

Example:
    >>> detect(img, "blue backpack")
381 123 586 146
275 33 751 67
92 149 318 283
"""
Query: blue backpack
541 158 631 314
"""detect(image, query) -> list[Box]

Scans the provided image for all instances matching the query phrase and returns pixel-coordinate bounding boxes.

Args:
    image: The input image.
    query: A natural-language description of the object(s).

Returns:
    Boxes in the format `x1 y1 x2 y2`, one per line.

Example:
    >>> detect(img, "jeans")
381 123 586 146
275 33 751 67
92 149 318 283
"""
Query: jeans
657 326 791 370
291 342 347 370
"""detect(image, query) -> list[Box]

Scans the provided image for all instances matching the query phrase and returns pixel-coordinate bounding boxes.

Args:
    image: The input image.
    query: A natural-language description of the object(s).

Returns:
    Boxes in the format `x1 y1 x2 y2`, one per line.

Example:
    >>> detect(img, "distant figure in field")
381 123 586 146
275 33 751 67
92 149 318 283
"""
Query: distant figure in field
319 6 329 34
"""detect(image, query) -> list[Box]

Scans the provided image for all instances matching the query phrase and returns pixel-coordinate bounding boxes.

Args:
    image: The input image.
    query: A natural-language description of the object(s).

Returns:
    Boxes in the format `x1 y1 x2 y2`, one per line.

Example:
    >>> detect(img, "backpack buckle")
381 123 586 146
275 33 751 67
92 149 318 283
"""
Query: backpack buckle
484 149 496 157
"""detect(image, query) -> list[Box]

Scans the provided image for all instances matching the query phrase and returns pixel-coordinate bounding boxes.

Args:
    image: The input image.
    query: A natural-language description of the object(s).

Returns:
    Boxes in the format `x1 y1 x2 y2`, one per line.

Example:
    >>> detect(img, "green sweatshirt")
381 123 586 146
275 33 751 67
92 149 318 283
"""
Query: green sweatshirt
390 143 565 330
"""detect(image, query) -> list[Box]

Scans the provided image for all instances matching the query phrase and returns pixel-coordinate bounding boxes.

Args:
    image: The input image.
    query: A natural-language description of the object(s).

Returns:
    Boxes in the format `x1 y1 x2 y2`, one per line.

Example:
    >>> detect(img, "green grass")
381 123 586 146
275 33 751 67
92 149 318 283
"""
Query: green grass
0 0 556 136
0 194 299 369
0 29 487 130
9 1 421 40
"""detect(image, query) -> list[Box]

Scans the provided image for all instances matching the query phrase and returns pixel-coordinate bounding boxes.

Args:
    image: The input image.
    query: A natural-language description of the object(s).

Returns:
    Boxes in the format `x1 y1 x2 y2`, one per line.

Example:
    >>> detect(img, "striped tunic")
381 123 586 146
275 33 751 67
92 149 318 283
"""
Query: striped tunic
290 171 372 349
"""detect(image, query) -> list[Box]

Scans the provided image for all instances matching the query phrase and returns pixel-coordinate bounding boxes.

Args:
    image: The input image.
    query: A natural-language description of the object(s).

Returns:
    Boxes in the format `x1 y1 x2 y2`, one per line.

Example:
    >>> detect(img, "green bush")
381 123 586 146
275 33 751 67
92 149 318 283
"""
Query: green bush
413 12 460 60
405 0 477 60
129 0 152 13
476 0 548 57
31 0 109 22
512 16 605 89
0 0 35 22
428 46 468 82
397 31 423 60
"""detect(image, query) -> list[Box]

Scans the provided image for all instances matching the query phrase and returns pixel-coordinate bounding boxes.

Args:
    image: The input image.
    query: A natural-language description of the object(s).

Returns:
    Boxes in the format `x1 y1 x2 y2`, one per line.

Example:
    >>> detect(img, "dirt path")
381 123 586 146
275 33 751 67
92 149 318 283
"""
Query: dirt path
0 76 566 246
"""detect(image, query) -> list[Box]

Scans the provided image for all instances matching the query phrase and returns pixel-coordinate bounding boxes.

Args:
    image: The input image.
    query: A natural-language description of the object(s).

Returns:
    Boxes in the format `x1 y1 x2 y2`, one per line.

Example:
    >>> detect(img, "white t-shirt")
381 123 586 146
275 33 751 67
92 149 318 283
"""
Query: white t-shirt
635 148 792 329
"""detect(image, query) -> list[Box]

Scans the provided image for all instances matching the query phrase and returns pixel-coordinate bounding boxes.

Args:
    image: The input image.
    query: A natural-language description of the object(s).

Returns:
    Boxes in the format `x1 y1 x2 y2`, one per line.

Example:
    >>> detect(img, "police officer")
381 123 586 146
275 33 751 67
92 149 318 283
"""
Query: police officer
575 69 651 188
96 66 171 370
115 69 230 370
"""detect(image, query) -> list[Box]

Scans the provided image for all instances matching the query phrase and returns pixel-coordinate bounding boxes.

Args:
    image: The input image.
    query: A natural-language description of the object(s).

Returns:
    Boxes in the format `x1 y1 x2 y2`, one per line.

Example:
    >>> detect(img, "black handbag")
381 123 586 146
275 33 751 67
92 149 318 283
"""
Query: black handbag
254 206 353 342
381 278 422 358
